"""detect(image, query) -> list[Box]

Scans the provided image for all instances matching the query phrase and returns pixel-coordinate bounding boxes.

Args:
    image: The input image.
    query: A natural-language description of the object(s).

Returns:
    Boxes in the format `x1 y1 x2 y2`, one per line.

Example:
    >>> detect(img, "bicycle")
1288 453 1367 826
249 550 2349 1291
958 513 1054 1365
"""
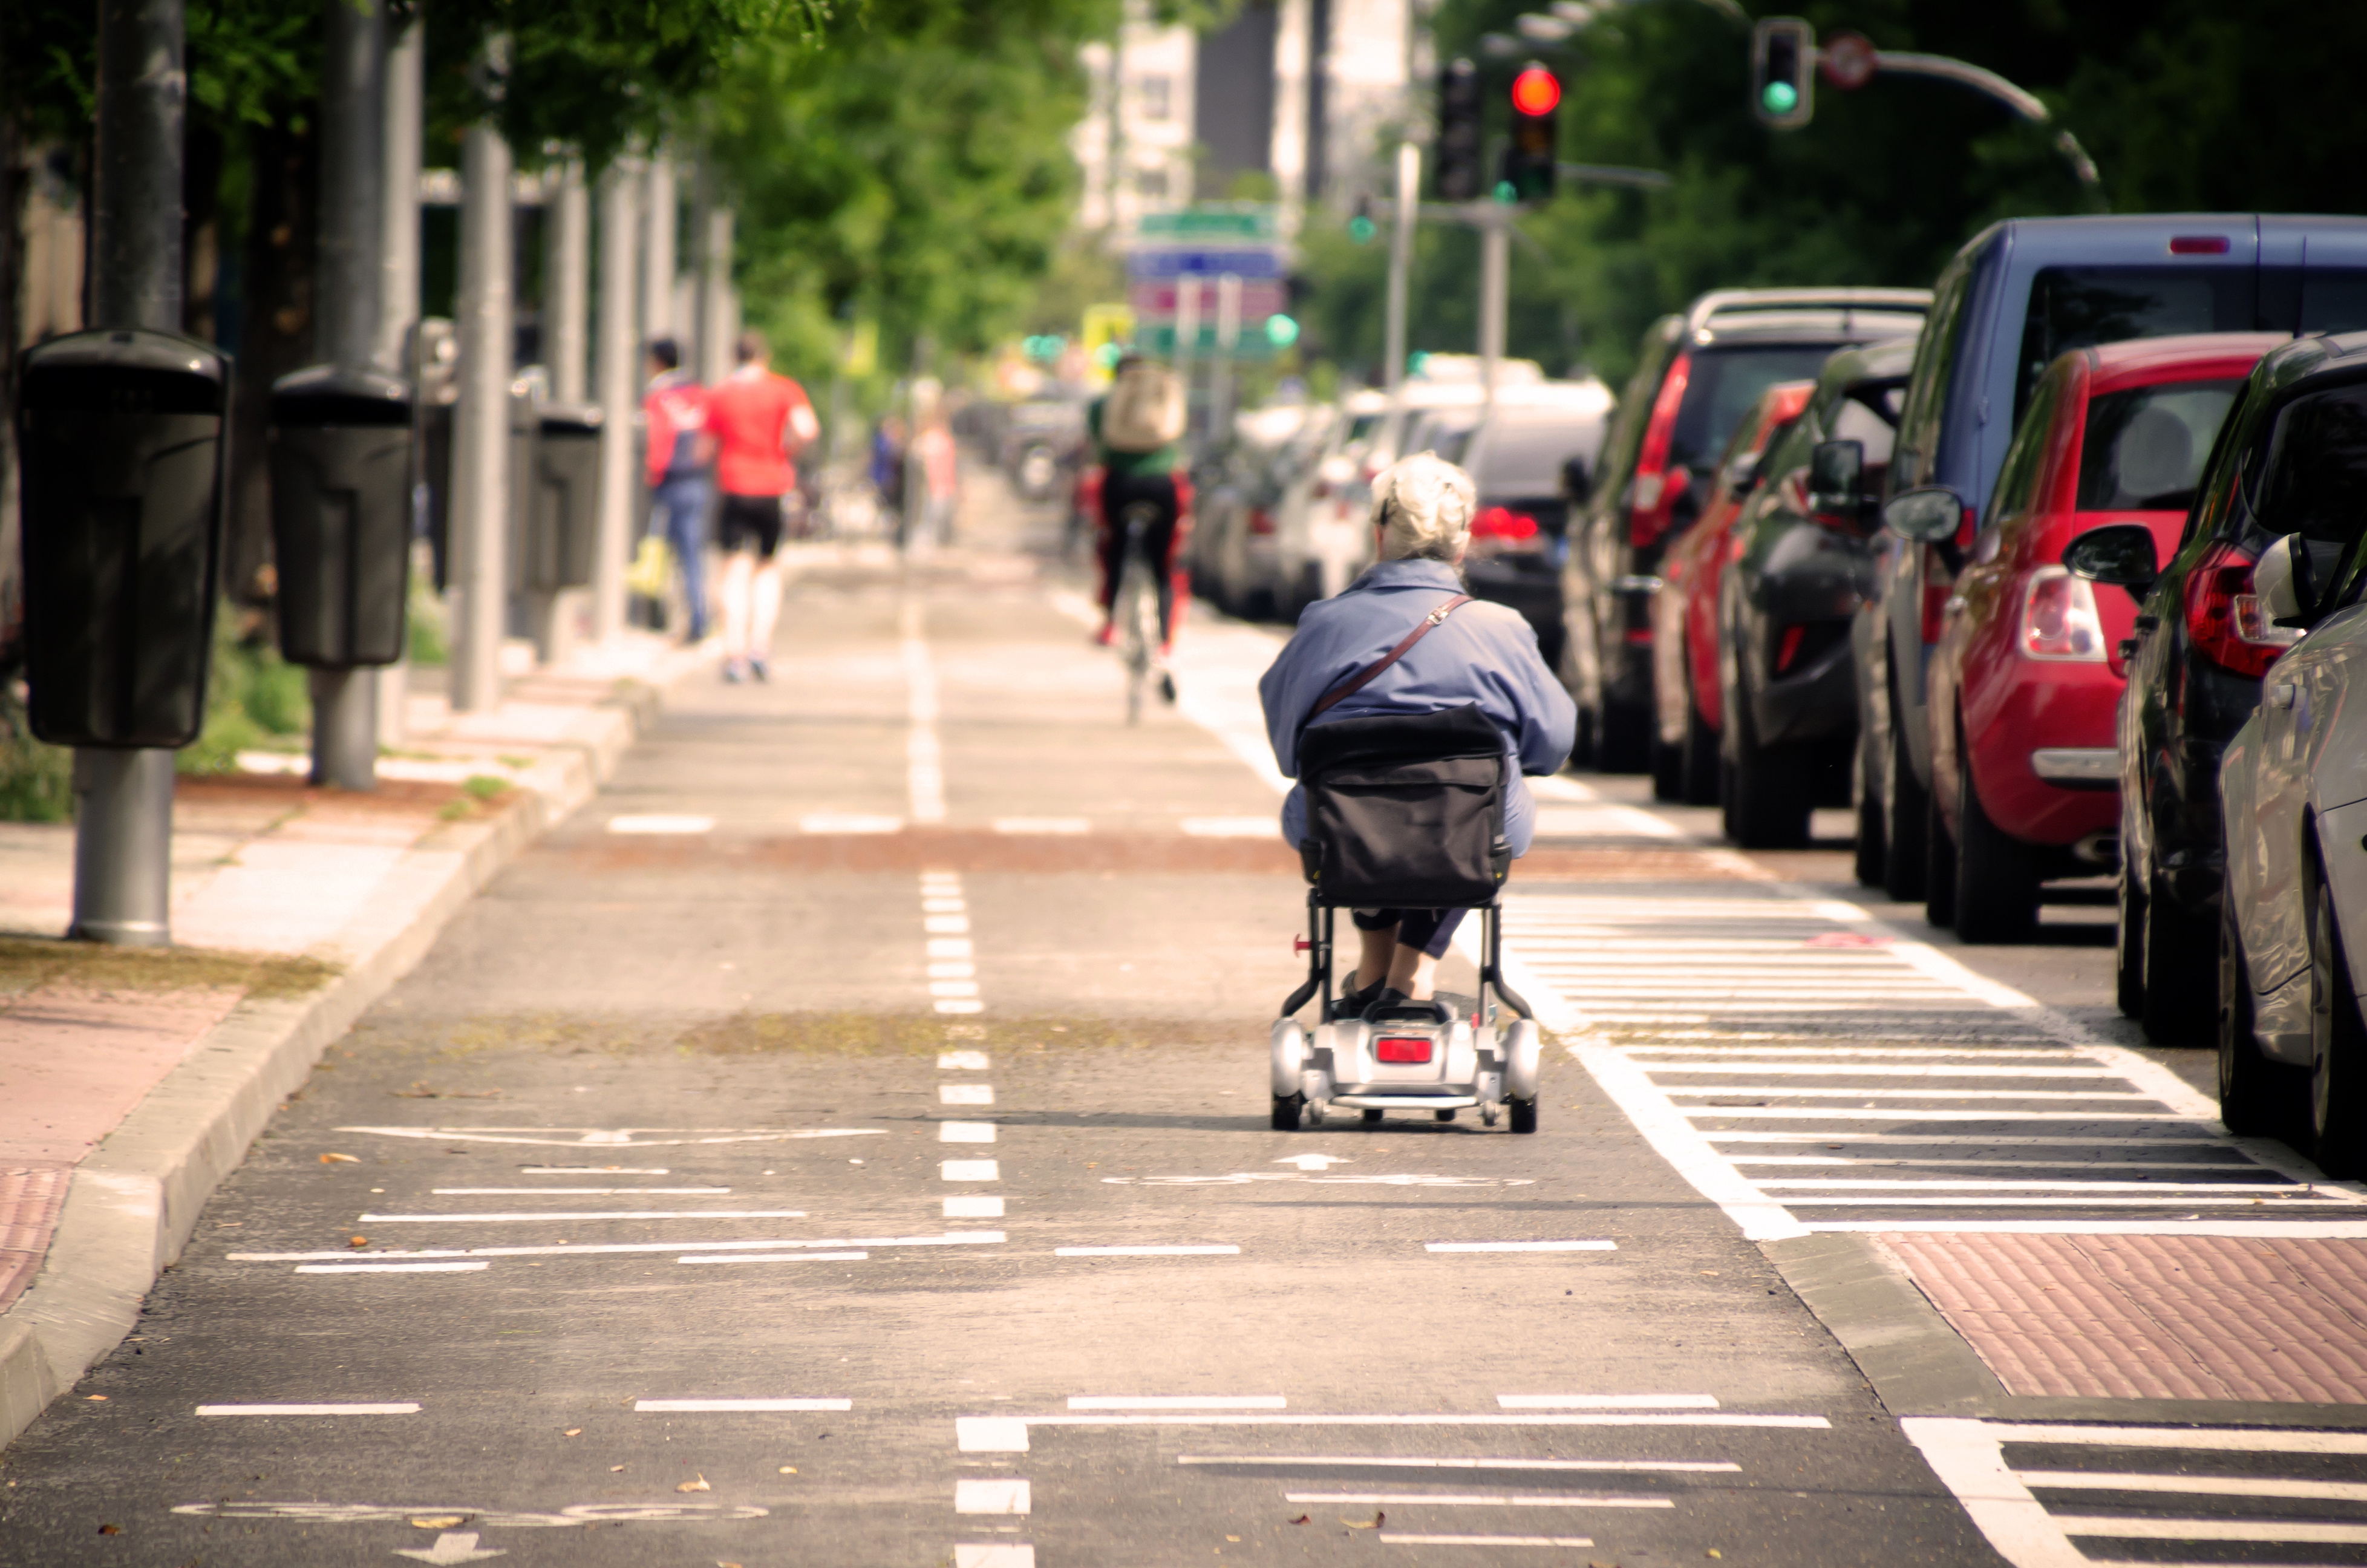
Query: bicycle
1112 500 1174 724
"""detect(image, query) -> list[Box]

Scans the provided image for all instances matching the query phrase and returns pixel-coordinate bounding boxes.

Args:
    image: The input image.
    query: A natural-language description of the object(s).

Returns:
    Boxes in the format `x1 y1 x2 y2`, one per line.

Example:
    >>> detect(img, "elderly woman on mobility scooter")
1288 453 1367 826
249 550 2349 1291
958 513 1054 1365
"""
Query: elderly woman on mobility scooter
1258 454 1576 1131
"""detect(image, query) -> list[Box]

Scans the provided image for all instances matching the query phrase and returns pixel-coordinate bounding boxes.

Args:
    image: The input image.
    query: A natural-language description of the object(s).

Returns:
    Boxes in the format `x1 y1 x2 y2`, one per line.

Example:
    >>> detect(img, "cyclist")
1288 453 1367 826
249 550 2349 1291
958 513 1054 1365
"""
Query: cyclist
1088 354 1190 670
706 330 818 682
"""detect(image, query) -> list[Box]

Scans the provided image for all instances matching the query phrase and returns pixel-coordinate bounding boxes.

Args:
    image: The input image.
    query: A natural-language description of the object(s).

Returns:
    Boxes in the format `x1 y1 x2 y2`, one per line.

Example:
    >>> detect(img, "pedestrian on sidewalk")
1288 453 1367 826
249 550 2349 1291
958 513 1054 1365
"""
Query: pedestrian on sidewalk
707 330 820 682
642 338 716 642
871 414 909 542
916 408 959 547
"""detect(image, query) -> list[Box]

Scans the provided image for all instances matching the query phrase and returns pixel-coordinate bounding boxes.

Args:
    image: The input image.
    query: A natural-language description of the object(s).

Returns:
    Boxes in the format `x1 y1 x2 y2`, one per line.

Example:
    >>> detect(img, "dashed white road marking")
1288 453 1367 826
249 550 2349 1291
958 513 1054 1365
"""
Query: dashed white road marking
1495 1394 1717 1410
606 814 715 834
939 1051 991 1070
1054 1245 1241 1257
955 1478 1033 1514
1069 1396 1285 1410
356 1209 806 1223
430 1187 730 1195
993 817 1088 835
295 1263 489 1275
197 1403 420 1416
1293 1494 1670 1509
945 1197 1005 1218
635 1398 852 1413
903 599 946 824
955 1412 1831 1452
1379 1534 1593 1547
339 1126 883 1148
923 871 984 1015
1424 1240 1614 1253
233 1233 1005 1261
941 1085 996 1106
941 1122 997 1143
519 1166 670 1174
677 1251 869 1264
1177 1456 1744 1474
941 1161 1001 1181
802 812 904 835
952 1544 1034 1568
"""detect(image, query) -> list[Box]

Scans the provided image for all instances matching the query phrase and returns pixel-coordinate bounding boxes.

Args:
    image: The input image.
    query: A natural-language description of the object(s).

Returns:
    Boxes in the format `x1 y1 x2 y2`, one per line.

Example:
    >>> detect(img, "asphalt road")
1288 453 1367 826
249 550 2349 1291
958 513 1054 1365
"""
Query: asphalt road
4 482 2312 1567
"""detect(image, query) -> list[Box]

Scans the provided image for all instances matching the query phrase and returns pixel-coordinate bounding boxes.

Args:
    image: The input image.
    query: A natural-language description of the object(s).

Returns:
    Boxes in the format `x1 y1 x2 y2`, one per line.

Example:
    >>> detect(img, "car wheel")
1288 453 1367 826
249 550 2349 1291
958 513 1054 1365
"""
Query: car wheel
1649 731 1684 801
1726 688 1810 850
1922 779 1957 929
2218 898 2291 1137
1597 700 1651 774
2139 879 2215 1047
2308 883 2367 1178
2115 862 2146 1020
1953 755 2039 943
1679 670 1721 807
1852 734 1887 889
1882 669 1928 904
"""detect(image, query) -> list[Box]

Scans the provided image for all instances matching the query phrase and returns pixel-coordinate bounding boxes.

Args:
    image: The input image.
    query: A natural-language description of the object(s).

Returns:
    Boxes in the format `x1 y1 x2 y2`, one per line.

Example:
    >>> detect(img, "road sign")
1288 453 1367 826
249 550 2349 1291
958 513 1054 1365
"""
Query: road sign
1820 30 1876 91
1136 206 1278 241
1126 279 1287 322
1125 248 1284 281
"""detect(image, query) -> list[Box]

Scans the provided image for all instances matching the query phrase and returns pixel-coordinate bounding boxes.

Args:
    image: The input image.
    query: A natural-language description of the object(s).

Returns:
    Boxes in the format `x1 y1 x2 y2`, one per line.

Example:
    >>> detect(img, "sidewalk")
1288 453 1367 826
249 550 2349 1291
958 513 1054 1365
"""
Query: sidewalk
0 633 707 1444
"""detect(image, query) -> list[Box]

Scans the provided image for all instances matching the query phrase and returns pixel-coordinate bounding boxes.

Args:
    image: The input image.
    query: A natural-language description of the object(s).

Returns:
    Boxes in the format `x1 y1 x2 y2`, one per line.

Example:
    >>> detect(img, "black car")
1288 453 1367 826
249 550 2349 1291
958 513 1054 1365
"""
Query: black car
2068 331 2367 1044
1561 288 1930 771
1455 392 1611 672
1716 340 1915 848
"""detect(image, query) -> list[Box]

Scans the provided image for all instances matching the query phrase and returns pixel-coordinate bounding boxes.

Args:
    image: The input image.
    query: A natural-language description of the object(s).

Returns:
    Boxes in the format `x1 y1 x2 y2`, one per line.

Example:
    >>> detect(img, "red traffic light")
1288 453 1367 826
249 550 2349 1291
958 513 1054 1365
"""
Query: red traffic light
1510 67 1561 117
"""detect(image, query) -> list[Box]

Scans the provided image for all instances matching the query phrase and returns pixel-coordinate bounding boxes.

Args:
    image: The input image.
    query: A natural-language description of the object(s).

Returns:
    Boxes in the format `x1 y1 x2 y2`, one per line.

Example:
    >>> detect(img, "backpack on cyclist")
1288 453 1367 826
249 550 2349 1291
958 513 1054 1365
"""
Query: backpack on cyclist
1100 362 1186 453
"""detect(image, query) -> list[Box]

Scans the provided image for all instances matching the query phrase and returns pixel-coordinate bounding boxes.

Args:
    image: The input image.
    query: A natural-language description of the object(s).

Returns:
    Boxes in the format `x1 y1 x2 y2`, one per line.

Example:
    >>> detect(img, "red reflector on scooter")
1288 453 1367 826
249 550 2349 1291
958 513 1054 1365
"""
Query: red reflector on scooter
1376 1036 1433 1063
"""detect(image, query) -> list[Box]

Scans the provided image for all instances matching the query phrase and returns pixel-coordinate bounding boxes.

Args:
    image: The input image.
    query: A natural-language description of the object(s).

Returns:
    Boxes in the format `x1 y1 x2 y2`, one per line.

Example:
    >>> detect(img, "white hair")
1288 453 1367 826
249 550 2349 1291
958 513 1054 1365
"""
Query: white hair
1370 451 1478 563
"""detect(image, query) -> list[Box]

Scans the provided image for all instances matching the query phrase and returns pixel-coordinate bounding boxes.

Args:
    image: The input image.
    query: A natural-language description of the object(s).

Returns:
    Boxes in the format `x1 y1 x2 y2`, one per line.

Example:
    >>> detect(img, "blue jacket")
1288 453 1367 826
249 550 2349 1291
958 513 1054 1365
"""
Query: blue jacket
1258 558 1578 857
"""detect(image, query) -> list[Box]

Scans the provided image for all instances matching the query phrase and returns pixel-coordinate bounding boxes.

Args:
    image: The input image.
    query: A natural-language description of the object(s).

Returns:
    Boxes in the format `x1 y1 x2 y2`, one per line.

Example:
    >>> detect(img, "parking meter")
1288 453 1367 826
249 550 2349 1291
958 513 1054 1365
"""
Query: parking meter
527 403 603 592
267 366 414 667
16 328 230 748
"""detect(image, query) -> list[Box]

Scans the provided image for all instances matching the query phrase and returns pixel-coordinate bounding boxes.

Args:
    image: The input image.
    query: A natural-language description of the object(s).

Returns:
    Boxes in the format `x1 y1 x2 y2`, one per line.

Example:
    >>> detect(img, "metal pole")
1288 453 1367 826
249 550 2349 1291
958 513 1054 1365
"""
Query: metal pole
700 198 733 385
642 152 676 345
373 7 422 747
448 42 514 713
1385 140 1417 394
1173 275 1199 442
75 0 186 946
592 158 639 645
1478 212 1507 414
549 157 589 403
306 0 387 790
1209 272 1241 442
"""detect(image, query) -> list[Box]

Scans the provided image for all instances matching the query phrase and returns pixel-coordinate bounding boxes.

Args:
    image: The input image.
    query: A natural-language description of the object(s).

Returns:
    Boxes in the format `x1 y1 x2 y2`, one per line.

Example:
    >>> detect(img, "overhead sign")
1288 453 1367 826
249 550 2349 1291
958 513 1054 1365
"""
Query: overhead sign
1126 279 1288 321
1135 206 1278 241
1126 248 1284 281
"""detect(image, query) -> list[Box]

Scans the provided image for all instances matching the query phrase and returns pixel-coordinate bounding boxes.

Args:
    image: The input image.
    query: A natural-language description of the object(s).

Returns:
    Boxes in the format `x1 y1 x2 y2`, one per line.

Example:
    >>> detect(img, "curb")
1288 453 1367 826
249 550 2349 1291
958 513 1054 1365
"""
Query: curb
0 673 673 1448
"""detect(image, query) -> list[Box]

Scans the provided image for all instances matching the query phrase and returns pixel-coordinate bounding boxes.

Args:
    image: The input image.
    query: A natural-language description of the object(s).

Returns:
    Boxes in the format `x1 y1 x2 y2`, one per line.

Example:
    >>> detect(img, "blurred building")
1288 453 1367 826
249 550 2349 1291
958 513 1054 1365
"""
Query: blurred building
1072 0 1417 232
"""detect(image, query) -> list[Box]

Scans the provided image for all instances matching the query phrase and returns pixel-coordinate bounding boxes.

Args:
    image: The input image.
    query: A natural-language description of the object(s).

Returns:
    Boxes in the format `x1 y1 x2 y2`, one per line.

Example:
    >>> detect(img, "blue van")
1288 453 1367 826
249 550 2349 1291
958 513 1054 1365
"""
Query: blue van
1849 214 2367 901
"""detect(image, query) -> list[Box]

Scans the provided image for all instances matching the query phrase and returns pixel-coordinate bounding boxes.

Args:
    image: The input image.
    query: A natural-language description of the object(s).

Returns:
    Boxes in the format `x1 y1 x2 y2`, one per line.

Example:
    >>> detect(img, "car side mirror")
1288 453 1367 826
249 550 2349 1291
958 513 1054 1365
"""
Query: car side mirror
1561 456 1592 505
1808 439 1863 517
1882 485 1964 544
2254 532 2350 629
2062 524 2161 594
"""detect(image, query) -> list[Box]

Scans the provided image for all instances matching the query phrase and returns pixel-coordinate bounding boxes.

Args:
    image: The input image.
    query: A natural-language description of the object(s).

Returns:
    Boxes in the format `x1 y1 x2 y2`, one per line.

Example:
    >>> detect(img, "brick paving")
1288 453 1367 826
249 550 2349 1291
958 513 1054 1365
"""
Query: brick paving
0 1166 71 1312
1885 1230 2367 1403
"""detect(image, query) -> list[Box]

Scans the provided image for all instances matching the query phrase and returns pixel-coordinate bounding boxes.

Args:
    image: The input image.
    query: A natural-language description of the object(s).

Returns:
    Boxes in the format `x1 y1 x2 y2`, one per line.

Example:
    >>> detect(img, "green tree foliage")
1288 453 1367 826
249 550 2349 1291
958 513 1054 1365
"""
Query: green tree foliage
704 0 1118 391
1299 0 2367 390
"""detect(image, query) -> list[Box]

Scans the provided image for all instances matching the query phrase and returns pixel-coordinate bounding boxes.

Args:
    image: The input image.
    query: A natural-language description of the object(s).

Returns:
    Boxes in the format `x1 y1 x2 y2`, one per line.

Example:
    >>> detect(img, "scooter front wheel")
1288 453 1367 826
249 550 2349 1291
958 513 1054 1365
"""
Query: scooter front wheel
1360 1108 1384 1125
1508 1098 1539 1134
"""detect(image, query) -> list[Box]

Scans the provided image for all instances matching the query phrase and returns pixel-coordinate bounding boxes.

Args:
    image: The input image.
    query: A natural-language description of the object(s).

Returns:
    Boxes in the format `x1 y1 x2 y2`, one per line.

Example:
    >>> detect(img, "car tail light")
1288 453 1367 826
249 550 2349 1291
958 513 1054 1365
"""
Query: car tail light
1375 1036 1432 1063
2170 235 2232 255
1472 506 1541 547
1248 506 1275 535
2183 540 2299 677
1628 353 1693 547
2019 566 2107 661
1775 624 1806 673
1313 480 1333 500
1625 626 1654 645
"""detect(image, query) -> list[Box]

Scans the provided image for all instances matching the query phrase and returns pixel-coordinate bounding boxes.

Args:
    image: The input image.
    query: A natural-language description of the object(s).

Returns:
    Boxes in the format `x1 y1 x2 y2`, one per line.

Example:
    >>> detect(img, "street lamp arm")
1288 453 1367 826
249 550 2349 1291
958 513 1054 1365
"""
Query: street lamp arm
1869 50 2048 125
1556 162 1673 190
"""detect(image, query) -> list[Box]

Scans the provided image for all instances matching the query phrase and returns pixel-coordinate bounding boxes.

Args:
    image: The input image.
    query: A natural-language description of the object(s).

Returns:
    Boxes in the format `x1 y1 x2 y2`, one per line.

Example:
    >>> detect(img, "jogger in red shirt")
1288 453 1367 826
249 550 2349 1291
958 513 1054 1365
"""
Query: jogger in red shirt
705 332 818 681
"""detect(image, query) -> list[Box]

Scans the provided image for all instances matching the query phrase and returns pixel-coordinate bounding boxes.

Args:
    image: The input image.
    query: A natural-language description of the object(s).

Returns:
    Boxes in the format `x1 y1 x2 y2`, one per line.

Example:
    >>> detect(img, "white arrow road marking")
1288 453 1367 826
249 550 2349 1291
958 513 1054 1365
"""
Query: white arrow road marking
1275 1153 1353 1170
393 1531 506 1564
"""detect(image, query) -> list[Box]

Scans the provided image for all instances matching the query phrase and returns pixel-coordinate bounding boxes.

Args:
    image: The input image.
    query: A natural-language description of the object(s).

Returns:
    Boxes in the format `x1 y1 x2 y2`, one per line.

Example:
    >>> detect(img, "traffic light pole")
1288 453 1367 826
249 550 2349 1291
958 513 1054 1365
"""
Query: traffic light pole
1478 211 1509 412
76 0 186 944
592 159 641 646
1384 142 1418 395
374 8 422 750
449 40 515 714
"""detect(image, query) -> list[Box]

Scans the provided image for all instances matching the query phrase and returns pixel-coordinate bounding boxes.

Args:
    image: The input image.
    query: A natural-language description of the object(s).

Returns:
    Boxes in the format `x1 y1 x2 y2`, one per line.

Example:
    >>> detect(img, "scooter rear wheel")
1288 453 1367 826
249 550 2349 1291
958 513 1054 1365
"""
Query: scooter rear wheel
1508 1098 1539 1134
1270 1094 1303 1131
1361 1108 1385 1125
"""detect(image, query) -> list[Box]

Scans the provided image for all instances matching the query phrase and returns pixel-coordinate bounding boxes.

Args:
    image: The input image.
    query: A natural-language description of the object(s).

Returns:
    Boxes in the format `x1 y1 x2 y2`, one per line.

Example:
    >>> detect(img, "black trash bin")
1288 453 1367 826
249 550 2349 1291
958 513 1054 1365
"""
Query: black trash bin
528 402 603 592
15 328 232 748
267 365 414 668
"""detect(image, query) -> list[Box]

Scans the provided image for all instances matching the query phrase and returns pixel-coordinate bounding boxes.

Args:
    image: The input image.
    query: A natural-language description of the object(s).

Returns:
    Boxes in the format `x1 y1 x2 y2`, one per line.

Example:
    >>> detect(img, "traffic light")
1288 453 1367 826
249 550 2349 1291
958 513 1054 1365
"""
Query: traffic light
1350 195 1378 244
1500 62 1561 201
1435 57 1483 201
1751 16 1815 129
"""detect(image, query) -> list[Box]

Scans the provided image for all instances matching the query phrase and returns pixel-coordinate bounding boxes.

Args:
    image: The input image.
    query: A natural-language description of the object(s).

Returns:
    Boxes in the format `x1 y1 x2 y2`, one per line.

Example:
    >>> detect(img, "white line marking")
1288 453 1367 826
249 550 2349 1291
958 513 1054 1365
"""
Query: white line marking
902 601 946 824
801 812 905 834
1177 1456 1743 1473
940 1122 997 1143
1179 816 1279 838
606 814 714 834
677 1251 869 1264
1972 1422 2367 1454
1782 1196 2351 1207
356 1210 806 1223
1069 1396 1284 1410
1643 1063 2124 1079
635 1398 852 1413
939 1051 991 1070
944 1197 1005 1218
930 981 982 999
1755 1180 2311 1192
929 939 975 959
941 1160 1000 1181
1707 1132 2222 1146
1378 1534 1594 1547
928 965 976 983
953 1545 1034 1568
956 1478 1033 1514
1495 1395 1717 1410
196 1403 419 1416
1807 1219 2367 1236
429 1187 730 1195
1675 1109 2205 1122
958 1417 1033 1452
1291 1494 1670 1508
993 817 1088 835
233 1233 1005 1261
1425 1240 1616 1253
1567 1040 1807 1242
338 1126 883 1147
2046 1517 2367 1544
922 898 968 913
2016 1470 2367 1503
941 1085 995 1106
981 1414 1832 1435
1893 1419 2087 1568
1668 1087 2155 1102
926 915 973 935
295 1263 489 1275
936 1001 985 1015
1055 1246 1240 1257
518 1166 670 1174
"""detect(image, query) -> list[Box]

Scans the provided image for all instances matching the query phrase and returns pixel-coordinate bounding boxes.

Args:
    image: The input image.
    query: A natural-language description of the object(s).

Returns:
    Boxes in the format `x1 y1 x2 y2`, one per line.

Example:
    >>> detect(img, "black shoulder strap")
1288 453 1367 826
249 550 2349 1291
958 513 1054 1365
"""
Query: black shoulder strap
1307 593 1472 720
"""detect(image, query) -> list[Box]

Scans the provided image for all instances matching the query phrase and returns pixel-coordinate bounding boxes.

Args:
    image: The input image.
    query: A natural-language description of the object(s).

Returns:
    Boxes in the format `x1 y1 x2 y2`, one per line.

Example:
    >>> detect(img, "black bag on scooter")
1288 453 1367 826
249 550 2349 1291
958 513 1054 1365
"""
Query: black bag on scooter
1299 703 1512 907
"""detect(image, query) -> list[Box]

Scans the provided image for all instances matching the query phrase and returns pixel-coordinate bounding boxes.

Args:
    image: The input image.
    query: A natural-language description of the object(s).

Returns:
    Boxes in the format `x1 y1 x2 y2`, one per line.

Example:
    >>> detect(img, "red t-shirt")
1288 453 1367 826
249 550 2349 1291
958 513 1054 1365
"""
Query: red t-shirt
708 367 815 497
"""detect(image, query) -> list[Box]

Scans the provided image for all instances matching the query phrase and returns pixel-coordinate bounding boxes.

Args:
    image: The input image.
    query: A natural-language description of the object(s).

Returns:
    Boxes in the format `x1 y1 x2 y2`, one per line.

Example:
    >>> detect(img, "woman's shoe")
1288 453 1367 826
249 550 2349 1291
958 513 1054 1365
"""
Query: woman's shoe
1327 979 1383 1022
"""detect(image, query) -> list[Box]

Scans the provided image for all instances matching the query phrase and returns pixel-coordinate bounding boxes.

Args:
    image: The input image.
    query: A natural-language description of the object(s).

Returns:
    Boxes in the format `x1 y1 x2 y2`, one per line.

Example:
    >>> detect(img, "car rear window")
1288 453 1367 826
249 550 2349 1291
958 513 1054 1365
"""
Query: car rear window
2076 379 2242 512
2258 383 2367 545
1670 346 1841 470
2016 267 2261 422
1474 416 1599 495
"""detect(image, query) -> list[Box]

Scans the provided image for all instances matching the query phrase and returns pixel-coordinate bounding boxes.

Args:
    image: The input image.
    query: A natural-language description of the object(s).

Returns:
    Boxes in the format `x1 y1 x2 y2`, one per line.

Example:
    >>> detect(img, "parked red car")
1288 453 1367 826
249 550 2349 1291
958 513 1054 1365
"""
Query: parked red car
1924 332 2284 941
1649 379 1815 803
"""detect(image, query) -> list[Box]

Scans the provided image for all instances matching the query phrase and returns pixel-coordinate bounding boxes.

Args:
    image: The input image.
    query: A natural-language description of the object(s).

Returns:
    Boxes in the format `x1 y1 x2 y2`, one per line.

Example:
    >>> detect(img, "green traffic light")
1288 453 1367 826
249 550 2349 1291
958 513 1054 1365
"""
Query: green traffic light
1265 314 1300 348
1762 80 1799 114
1493 180 1518 204
1348 215 1377 245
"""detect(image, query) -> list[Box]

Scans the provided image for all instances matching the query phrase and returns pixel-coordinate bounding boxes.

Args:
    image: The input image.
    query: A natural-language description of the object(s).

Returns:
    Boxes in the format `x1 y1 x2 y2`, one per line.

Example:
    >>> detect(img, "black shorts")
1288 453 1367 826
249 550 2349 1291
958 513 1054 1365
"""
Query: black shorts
717 493 785 557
